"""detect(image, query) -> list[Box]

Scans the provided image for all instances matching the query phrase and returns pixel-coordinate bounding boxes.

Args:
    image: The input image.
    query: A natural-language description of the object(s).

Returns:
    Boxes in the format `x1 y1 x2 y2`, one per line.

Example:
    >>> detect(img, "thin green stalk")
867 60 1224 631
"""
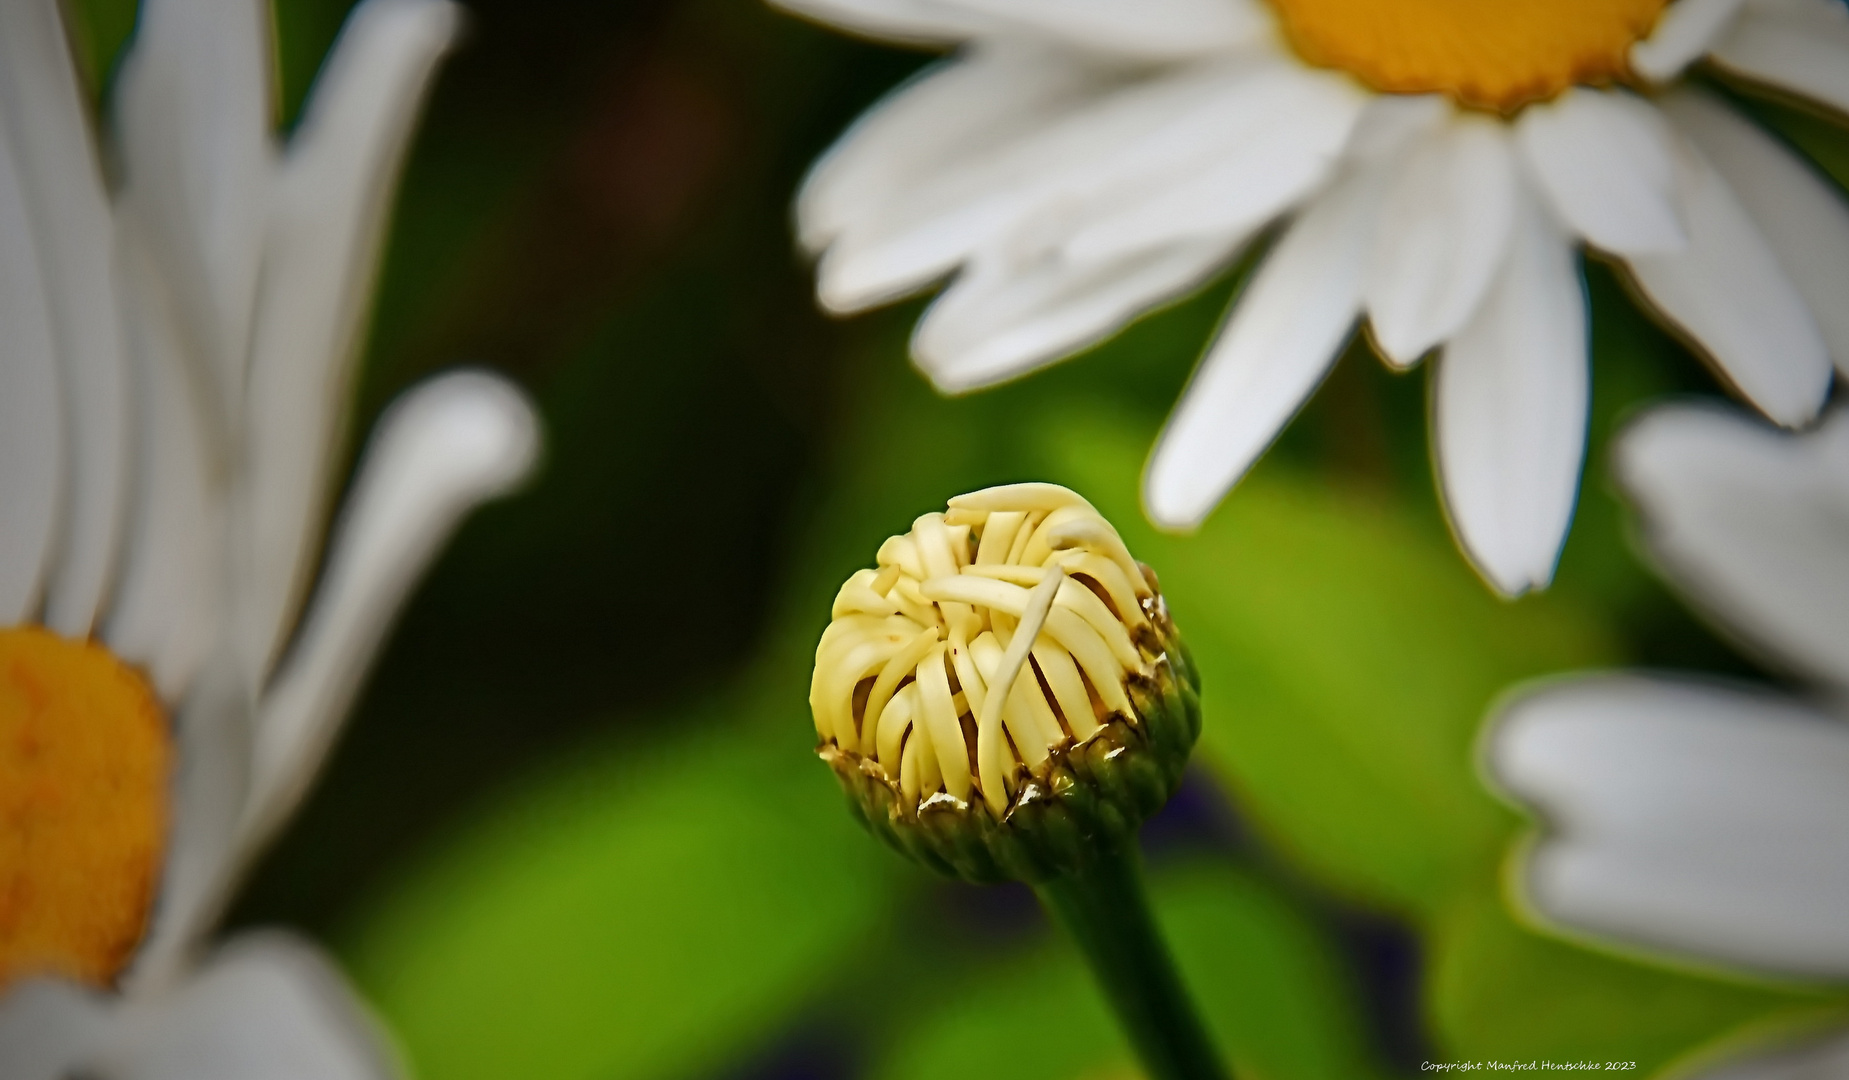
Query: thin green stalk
1034 842 1230 1080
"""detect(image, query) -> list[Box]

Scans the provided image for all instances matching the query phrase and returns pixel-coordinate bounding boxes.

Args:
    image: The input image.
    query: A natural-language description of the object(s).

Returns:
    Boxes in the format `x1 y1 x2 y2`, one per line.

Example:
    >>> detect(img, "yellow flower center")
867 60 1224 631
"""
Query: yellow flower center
0 626 168 991
1266 0 1672 112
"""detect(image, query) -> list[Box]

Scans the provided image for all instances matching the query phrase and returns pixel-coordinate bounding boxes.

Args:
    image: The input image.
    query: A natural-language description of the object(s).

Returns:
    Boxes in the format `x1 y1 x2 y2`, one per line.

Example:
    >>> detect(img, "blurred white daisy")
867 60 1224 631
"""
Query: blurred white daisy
1488 405 1849 978
0 1 539 1077
777 0 1849 595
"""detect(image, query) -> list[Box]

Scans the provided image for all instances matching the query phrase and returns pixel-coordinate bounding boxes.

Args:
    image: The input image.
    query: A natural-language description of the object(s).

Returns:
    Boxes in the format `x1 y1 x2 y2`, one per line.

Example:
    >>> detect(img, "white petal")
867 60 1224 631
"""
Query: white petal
0 978 110 1080
1060 65 1364 263
1364 113 1518 366
128 647 258 989
1435 192 1588 597
1622 142 1830 428
817 58 1272 313
798 46 1099 255
1491 674 1849 979
113 0 275 422
768 0 987 45
243 372 537 847
0 103 64 624
1631 0 1750 81
1659 88 1849 379
914 233 1245 390
1341 93 1449 165
1143 168 1378 528
1515 88 1686 257
107 934 398 1080
938 0 1269 60
103 231 225 704
1711 0 1849 118
0 0 131 635
1697 1030 1849 1080
241 0 460 681
1615 405 1849 688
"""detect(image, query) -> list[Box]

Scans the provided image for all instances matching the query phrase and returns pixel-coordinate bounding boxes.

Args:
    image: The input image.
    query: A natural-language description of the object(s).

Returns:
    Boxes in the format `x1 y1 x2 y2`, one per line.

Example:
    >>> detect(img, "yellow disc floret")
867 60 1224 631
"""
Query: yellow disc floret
0 626 168 990
1267 0 1671 112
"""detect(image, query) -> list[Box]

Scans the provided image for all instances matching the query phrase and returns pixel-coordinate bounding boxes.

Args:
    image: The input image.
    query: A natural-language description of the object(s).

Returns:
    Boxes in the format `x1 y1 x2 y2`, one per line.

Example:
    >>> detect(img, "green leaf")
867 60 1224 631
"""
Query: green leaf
339 682 904 1080
1027 403 1616 916
1429 884 1843 1074
874 862 1391 1080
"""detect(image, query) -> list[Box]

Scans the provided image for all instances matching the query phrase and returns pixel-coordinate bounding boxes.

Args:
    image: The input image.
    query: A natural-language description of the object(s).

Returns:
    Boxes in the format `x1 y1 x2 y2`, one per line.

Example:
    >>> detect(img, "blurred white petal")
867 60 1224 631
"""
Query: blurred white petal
1143 167 1379 528
103 232 225 703
0 103 65 624
129 648 257 989
113 0 274 422
246 372 537 846
1622 144 1830 428
1516 88 1686 257
1660 89 1849 379
1697 1030 1849 1080
0 978 110 1080
1631 0 1750 81
1492 675 1849 979
242 0 460 680
798 46 1099 256
1616 405 1849 688
816 58 1269 312
107 934 398 1080
914 233 1243 390
767 0 987 45
1711 0 1849 118
1061 65 1364 263
0 0 130 636
939 0 1269 60
1436 192 1587 597
1365 113 1517 366
1342 93 1449 165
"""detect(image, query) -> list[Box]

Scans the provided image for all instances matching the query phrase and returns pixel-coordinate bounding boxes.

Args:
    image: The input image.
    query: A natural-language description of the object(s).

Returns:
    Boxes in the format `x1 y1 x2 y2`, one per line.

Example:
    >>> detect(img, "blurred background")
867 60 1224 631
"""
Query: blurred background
66 0 1849 1076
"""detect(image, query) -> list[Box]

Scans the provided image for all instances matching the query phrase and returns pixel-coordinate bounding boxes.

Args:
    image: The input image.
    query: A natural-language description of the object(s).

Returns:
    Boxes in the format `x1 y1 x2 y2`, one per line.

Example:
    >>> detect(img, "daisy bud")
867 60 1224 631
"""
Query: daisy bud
810 483 1201 883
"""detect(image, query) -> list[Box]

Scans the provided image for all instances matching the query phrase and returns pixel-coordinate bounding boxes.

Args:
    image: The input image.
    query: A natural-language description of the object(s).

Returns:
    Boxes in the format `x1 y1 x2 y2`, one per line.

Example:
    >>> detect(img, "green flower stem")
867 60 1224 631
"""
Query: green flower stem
1034 840 1230 1080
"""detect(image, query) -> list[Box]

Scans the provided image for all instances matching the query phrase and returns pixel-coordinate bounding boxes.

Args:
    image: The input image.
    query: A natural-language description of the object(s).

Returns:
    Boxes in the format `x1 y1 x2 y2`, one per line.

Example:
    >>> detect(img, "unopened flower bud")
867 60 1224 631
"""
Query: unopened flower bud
810 483 1200 883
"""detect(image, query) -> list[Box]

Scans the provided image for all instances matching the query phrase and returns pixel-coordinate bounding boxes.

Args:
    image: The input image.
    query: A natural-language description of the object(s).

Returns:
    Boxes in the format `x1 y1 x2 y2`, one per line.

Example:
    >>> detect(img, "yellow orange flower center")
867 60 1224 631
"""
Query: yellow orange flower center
1265 0 1672 112
0 626 168 991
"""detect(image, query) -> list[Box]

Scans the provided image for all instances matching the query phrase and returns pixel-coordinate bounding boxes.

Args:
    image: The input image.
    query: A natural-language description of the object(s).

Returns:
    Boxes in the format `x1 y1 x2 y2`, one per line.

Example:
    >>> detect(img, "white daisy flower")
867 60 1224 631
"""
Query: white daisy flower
1486 404 1849 980
777 0 1849 595
0 0 539 1076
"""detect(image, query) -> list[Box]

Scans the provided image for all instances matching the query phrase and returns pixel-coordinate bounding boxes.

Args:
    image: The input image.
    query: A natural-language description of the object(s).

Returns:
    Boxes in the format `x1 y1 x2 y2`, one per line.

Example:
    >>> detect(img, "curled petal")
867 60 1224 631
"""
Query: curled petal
242 0 462 680
246 371 539 848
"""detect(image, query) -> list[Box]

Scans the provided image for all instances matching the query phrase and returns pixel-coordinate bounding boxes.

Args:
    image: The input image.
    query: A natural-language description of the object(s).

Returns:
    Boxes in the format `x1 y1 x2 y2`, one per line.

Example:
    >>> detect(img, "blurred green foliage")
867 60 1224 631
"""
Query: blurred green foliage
876 863 1389 1080
346 688 908 1080
64 0 1849 1076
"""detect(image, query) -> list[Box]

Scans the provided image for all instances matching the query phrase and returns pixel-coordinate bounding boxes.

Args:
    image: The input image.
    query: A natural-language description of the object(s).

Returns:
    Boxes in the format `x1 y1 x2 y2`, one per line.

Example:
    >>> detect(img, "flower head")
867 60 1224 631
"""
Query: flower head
812 483 1200 883
0 0 540 1075
779 0 1849 596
